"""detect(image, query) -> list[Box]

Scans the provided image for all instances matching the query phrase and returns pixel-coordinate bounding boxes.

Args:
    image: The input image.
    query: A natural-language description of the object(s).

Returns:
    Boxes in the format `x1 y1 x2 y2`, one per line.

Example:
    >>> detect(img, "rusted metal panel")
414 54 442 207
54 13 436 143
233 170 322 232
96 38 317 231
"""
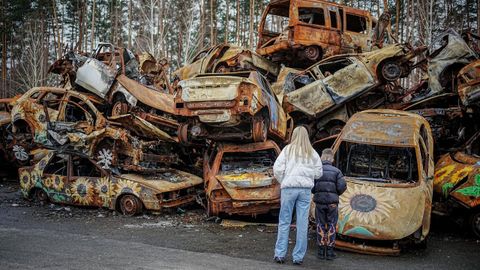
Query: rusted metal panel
331 109 434 253
116 74 176 114
204 140 281 216
457 60 480 106
173 44 279 81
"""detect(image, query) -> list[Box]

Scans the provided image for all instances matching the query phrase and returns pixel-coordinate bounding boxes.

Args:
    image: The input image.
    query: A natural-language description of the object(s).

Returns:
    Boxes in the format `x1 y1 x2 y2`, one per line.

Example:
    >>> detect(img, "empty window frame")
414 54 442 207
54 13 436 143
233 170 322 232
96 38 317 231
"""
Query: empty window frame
298 8 325 26
346 13 367 34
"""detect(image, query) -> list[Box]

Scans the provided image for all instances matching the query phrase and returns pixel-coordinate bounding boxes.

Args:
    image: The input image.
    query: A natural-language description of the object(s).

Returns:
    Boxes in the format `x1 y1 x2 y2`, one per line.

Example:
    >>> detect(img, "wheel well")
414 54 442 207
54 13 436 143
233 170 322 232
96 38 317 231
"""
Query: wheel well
28 187 43 199
13 119 32 134
112 92 127 103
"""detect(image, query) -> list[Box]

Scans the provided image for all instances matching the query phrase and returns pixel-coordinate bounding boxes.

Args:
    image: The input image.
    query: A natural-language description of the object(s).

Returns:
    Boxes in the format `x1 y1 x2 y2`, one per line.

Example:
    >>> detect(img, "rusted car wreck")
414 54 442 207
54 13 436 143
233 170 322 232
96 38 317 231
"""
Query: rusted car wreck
203 140 281 216
332 110 434 255
257 0 376 65
19 150 203 215
175 71 292 143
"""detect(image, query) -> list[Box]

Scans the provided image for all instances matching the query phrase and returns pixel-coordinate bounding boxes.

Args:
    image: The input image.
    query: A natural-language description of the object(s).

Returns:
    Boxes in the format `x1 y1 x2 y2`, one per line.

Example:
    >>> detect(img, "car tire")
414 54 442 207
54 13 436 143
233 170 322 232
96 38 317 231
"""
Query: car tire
469 210 480 238
380 60 402 82
34 189 49 205
119 194 143 216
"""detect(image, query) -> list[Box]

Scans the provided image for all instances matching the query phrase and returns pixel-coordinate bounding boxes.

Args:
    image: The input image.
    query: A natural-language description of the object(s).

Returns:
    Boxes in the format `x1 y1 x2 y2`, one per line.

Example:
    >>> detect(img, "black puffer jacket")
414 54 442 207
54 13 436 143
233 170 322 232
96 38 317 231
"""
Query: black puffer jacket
312 161 347 204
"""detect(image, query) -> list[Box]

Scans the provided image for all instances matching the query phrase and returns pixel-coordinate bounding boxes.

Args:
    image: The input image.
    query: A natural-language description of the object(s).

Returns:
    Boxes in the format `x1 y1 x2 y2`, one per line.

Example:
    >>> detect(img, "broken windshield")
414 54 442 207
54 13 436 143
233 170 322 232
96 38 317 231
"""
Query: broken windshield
219 148 276 175
336 142 419 184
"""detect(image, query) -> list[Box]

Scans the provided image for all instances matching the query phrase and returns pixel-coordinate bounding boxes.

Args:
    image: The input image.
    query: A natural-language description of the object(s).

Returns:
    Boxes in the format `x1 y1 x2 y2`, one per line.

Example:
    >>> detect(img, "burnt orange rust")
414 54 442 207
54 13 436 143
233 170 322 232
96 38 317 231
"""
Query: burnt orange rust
172 44 280 82
335 239 400 256
203 140 281 216
331 109 435 255
457 59 480 106
10 87 178 172
175 72 293 144
257 0 375 65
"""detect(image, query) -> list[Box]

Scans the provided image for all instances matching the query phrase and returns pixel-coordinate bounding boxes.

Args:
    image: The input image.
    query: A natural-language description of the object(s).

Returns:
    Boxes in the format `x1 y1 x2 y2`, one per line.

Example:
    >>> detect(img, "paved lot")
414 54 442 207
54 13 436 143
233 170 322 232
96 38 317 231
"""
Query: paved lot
0 182 479 270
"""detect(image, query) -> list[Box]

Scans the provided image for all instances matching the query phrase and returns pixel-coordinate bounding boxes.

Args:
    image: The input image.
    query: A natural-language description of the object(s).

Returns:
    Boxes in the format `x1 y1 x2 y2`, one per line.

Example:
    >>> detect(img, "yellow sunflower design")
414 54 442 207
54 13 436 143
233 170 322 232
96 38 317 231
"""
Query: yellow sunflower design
43 176 54 189
96 177 110 207
19 170 32 191
114 179 141 196
339 184 400 225
51 175 65 191
70 178 94 205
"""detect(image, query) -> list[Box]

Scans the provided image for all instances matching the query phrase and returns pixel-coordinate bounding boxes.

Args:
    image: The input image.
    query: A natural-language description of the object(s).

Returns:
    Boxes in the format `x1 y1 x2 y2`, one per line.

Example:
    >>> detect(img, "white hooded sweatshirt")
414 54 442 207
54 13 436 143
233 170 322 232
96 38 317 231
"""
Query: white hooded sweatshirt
273 145 323 189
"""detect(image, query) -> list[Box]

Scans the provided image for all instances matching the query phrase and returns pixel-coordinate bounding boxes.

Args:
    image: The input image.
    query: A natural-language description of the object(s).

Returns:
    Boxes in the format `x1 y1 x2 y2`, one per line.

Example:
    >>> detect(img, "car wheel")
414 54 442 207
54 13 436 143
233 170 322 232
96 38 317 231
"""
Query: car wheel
119 194 143 216
35 189 49 205
111 97 129 116
380 61 402 82
469 210 480 238
304 46 322 62
252 115 268 142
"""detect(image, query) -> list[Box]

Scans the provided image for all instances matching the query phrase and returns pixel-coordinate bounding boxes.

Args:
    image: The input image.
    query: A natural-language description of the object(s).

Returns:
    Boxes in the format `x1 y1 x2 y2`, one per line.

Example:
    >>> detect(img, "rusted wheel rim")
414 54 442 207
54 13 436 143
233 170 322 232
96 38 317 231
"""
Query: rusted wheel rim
111 101 128 116
120 195 139 216
304 46 321 61
381 62 402 81
35 189 48 203
252 116 268 142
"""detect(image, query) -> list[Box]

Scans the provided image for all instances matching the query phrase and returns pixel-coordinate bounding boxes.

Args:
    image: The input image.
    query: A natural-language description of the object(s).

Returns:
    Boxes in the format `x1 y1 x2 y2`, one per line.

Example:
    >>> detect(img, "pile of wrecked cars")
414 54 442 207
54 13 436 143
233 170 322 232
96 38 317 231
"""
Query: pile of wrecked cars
1 0 479 257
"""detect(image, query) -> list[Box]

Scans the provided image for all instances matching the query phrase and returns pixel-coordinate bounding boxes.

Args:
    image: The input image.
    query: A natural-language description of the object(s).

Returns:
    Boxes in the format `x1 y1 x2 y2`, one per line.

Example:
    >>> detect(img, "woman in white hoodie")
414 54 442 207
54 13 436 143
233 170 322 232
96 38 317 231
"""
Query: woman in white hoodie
273 126 323 265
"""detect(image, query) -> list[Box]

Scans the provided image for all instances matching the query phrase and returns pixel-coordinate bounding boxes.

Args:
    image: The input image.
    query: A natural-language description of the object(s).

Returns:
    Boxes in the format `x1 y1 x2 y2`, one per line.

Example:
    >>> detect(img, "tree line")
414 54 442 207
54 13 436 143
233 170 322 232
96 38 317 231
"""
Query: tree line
0 0 478 97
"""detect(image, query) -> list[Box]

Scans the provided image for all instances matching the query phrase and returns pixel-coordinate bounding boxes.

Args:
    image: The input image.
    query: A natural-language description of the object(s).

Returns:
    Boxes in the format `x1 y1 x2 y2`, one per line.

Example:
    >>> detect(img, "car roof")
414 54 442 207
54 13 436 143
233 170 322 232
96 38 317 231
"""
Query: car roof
339 109 429 147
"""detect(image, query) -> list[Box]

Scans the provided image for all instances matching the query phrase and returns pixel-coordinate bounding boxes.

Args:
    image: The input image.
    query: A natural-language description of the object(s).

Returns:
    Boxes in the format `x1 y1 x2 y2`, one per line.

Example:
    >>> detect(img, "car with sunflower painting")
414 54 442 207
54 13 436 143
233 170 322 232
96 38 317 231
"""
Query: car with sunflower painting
433 131 480 238
331 109 434 255
18 150 203 215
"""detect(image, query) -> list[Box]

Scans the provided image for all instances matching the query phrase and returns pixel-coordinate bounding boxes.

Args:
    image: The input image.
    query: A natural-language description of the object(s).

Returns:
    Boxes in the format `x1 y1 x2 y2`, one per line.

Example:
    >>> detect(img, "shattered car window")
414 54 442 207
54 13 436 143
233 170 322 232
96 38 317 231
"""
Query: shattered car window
264 11 289 34
44 155 68 176
64 97 92 122
72 156 102 177
346 13 368 33
337 142 419 183
220 149 276 174
38 92 63 110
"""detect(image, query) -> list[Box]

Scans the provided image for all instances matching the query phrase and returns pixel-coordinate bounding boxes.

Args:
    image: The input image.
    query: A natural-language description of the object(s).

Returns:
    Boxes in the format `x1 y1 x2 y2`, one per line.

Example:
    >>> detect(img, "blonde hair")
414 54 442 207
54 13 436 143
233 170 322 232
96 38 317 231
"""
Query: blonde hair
321 148 334 162
287 126 314 161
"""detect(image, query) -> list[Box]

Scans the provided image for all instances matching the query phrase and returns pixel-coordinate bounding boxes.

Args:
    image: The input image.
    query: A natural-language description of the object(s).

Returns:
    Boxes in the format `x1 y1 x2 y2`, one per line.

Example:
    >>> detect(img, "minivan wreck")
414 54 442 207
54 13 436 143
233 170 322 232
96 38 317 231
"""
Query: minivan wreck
257 0 375 65
203 141 281 216
332 109 434 255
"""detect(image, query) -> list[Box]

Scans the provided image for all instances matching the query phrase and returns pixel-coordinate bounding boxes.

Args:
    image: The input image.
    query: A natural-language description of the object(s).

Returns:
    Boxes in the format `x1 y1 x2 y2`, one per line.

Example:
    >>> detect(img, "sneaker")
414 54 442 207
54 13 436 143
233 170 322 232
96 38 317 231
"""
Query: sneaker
274 256 285 264
293 260 303 265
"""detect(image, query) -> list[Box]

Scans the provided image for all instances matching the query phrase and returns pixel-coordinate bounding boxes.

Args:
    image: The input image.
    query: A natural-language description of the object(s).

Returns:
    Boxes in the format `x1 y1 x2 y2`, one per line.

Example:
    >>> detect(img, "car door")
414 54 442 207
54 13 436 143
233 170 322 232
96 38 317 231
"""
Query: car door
68 155 111 208
32 91 64 144
41 153 70 203
256 73 288 135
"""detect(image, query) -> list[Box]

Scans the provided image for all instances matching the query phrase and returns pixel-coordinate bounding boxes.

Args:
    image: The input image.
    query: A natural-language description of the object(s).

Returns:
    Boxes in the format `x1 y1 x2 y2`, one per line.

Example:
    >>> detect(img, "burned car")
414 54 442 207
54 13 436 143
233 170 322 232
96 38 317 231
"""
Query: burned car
426 29 478 95
332 109 434 255
457 59 480 106
175 71 293 143
172 44 279 82
75 43 179 136
10 87 177 172
433 131 480 238
275 44 425 136
257 0 375 66
203 141 281 216
19 150 203 215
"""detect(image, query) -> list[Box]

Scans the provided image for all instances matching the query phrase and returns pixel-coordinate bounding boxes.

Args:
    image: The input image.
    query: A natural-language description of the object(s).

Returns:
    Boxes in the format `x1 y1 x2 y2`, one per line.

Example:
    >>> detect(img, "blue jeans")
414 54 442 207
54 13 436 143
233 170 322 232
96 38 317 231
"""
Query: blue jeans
274 188 311 262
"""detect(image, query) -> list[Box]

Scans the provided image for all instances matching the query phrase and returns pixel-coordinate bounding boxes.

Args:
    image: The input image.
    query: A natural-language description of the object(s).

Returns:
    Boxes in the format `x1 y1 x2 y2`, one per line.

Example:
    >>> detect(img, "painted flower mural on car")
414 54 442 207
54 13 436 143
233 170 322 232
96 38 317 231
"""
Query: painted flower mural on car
70 178 94 205
96 177 110 207
19 170 32 195
338 184 400 237
114 179 141 196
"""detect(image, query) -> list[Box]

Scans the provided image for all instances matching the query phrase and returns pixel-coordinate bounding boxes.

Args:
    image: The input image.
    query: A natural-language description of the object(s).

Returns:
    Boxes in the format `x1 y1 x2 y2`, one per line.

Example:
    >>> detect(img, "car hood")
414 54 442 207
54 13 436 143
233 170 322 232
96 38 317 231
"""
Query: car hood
120 170 203 193
338 179 428 241
215 171 280 201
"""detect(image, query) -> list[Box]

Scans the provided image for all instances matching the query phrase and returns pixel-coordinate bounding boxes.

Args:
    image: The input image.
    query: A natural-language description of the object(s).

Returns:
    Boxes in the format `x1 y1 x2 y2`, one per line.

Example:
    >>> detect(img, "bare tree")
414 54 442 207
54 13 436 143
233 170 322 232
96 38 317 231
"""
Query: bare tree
236 0 240 44
91 0 96 52
15 20 49 93
249 0 254 48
